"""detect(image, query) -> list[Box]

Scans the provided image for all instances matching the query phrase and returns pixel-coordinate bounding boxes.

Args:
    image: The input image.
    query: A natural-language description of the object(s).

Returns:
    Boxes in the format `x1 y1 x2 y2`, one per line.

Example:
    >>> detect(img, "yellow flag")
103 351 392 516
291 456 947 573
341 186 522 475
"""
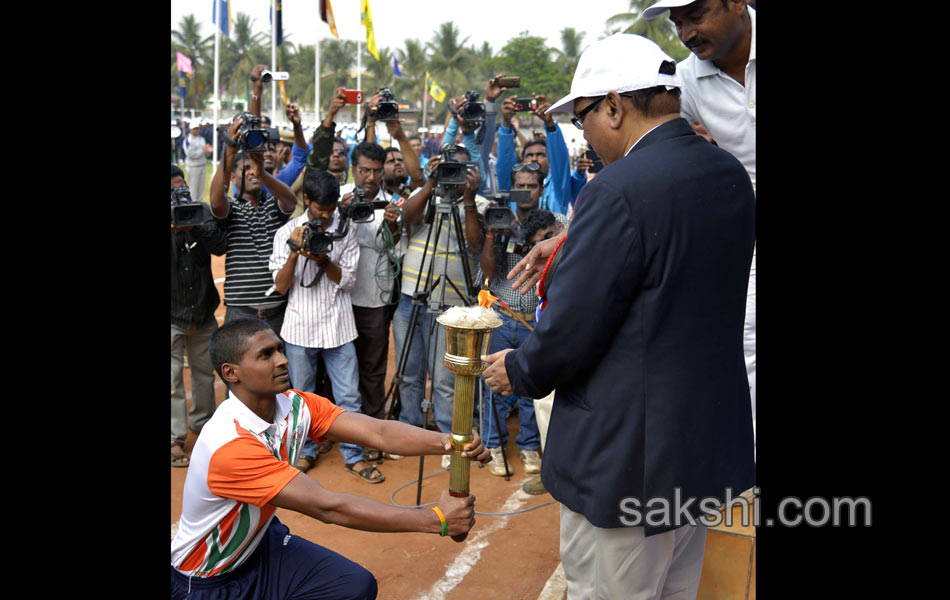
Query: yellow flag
361 0 380 61
426 72 446 103
278 80 288 106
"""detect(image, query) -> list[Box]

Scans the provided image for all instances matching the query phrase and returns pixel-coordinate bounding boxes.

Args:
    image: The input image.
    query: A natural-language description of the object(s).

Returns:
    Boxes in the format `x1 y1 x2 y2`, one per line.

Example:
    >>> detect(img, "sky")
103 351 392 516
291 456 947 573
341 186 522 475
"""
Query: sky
170 0 636 61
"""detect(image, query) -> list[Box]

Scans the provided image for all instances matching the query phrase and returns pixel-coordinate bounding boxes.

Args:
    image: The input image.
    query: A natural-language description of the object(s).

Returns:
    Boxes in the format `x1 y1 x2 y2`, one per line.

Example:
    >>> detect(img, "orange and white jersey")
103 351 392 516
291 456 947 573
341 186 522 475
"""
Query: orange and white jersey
171 389 344 577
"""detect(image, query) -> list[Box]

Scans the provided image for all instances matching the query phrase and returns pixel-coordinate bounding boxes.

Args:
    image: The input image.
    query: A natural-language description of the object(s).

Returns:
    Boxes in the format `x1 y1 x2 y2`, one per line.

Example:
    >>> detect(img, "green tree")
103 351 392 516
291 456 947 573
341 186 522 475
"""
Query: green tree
221 12 269 105
426 22 474 101
606 0 690 61
362 46 396 98
485 35 571 108
553 27 586 76
171 15 213 109
318 38 358 114
393 39 429 128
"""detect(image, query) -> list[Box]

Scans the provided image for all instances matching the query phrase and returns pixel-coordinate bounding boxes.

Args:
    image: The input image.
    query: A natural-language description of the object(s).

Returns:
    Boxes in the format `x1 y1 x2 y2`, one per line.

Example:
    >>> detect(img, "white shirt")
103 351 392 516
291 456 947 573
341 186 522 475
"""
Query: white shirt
678 6 756 193
269 211 359 349
340 183 404 308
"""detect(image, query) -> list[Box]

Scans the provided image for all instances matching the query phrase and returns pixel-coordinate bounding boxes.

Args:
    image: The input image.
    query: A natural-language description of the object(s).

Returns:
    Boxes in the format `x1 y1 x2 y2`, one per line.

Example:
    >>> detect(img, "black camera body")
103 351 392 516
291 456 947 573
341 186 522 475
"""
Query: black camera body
346 187 389 223
235 112 279 152
171 186 211 227
458 90 486 125
301 217 335 255
484 190 532 231
435 144 470 186
374 88 400 122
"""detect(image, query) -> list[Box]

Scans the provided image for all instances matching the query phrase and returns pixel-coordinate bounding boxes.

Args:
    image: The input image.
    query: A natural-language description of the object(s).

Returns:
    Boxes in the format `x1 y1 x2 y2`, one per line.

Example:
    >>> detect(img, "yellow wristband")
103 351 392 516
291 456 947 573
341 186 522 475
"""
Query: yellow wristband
431 506 448 537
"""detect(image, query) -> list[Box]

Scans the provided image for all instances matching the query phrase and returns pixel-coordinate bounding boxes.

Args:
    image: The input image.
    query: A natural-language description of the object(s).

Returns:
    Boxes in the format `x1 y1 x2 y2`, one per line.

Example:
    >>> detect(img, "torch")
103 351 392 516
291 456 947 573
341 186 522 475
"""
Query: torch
437 303 501 542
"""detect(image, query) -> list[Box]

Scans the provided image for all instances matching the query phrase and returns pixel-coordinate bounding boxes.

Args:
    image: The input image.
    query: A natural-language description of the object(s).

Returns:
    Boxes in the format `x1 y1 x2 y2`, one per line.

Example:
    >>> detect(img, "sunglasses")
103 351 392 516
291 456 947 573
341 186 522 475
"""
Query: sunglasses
331 148 347 155
571 93 634 130
512 162 541 172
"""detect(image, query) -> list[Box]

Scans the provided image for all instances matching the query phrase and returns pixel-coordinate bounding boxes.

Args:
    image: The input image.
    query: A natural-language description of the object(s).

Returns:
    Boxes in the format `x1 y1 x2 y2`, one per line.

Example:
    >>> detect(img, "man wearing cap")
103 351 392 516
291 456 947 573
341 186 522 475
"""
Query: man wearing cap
184 122 209 203
482 33 755 598
644 0 757 447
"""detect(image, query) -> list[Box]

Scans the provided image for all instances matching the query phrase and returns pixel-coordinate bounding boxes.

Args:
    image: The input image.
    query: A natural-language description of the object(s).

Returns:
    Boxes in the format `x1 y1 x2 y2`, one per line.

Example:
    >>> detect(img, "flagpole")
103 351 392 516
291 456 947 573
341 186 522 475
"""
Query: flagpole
271 0 277 120
314 26 320 129
357 39 362 125
213 0 220 168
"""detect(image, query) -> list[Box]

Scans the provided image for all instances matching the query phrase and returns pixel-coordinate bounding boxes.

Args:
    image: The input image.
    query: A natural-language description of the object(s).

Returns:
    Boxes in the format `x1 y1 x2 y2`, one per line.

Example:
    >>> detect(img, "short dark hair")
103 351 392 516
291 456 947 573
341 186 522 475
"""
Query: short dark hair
231 152 249 173
385 147 402 159
351 141 386 165
511 166 544 188
453 146 471 161
210 317 274 382
333 136 349 161
624 61 682 117
303 169 341 206
408 134 421 143
171 164 185 181
521 138 546 160
522 209 558 242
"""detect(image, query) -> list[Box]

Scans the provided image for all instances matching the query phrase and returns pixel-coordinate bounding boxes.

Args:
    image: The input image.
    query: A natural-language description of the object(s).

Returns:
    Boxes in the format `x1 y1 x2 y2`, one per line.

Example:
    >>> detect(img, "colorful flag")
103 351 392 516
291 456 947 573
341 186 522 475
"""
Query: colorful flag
179 71 189 99
361 0 380 61
176 52 194 75
278 78 288 106
212 0 231 37
393 56 402 77
426 72 446 103
319 0 338 38
269 1 283 46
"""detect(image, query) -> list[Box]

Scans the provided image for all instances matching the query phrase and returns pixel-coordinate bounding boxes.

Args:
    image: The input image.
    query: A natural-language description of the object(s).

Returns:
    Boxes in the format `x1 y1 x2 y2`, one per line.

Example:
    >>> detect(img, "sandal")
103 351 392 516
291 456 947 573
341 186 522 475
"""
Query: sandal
317 440 335 454
363 447 381 462
344 461 386 484
171 446 190 468
295 455 317 473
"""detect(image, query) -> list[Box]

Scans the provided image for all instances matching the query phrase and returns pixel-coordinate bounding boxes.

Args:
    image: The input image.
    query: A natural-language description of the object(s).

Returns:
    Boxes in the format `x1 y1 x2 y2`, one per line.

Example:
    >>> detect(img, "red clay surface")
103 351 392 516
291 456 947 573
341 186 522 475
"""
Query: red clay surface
171 253 562 600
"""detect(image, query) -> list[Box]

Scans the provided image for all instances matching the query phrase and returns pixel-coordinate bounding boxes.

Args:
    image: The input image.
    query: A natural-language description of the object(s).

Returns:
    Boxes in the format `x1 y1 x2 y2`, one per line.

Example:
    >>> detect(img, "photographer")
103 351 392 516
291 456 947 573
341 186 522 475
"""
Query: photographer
209 107 298 335
339 142 403 461
475 166 567 477
363 90 425 193
267 169 384 483
387 145 486 465
307 87 353 186
170 164 227 468
495 94 589 216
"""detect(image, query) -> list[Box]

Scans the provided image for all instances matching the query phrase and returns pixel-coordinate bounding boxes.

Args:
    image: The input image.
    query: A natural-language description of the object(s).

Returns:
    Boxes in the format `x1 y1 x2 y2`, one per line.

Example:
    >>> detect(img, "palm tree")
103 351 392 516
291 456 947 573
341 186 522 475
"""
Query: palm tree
426 22 474 101
221 12 269 105
393 39 429 127
286 44 316 110
318 38 357 113
606 0 690 61
171 15 213 108
554 27 586 76
362 46 396 97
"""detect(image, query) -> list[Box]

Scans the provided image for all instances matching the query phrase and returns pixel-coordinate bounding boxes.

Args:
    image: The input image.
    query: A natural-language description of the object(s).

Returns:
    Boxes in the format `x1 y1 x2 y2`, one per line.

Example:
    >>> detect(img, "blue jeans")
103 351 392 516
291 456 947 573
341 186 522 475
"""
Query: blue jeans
285 341 364 466
480 312 541 450
390 293 455 435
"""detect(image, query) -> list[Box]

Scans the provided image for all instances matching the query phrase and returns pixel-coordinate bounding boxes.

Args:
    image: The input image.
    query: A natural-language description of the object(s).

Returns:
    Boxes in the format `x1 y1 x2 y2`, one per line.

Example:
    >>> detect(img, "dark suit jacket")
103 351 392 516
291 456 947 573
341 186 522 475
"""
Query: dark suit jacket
505 117 755 535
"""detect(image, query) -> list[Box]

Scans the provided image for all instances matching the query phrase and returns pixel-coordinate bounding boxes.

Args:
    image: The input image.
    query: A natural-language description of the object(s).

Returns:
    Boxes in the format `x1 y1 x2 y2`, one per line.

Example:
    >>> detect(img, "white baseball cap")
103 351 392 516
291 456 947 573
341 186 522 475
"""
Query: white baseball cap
546 33 681 114
642 0 697 21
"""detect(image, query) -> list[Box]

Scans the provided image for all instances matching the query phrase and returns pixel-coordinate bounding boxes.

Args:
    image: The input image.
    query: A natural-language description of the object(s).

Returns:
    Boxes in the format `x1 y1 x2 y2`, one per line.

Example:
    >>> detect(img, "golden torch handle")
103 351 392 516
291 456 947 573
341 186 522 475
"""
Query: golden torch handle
448 373 477 542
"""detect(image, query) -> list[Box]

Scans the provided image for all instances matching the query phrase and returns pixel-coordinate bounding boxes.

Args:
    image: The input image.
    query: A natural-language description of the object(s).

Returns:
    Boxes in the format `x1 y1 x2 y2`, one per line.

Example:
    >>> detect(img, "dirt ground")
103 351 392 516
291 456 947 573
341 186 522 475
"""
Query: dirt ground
171 253 563 600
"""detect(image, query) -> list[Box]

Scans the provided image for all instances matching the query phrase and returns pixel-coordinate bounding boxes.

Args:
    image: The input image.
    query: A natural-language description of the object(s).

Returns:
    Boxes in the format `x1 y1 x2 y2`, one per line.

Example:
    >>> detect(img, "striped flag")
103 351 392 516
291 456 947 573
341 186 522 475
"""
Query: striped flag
319 0 338 38
212 0 231 37
361 0 380 61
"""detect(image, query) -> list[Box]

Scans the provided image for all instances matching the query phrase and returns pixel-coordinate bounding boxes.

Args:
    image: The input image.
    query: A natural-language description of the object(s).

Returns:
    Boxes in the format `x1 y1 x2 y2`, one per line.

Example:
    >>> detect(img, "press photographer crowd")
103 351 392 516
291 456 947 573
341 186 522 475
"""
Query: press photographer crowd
171 2 756 597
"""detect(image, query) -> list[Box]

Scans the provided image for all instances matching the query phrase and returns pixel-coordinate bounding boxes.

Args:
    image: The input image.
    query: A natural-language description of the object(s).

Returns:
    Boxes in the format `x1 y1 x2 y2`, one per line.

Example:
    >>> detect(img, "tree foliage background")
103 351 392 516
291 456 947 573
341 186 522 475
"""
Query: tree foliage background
171 6 691 127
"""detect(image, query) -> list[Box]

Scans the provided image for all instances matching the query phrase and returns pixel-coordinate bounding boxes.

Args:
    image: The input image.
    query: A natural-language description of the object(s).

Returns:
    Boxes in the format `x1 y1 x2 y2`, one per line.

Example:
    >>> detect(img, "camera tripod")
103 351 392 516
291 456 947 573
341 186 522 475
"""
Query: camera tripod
383 185 514 506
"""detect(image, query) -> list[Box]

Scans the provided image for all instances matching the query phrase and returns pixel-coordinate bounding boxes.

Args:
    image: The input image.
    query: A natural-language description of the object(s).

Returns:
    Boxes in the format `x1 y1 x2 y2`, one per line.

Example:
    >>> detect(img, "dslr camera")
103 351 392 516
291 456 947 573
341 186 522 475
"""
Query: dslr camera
234 112 279 152
345 187 389 223
170 185 211 227
483 190 532 231
373 88 400 122
457 90 485 125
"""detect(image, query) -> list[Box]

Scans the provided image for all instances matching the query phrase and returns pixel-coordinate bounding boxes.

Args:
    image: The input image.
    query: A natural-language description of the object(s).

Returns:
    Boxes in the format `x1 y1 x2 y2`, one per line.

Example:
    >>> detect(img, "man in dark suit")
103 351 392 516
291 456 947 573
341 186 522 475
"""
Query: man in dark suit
482 33 755 598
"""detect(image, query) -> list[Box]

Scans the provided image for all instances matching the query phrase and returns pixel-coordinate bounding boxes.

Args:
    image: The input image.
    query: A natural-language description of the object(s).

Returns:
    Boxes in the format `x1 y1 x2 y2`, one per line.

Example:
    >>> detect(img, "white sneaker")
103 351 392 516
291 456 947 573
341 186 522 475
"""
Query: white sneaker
441 454 451 469
488 447 513 477
520 450 542 474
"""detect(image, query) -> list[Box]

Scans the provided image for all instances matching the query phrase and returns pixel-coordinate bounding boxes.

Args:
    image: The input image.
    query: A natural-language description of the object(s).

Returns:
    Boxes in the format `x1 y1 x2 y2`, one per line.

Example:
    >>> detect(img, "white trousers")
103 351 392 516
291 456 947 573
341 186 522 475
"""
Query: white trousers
560 505 707 600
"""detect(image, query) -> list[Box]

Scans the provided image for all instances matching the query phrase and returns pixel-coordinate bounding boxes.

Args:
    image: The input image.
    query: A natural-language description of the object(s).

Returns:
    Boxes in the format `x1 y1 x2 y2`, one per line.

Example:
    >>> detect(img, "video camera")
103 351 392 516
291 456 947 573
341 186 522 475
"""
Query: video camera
457 90 485 125
345 187 390 223
234 112 279 153
373 88 400 122
170 186 211 227
434 144 474 187
484 190 532 231
297 214 350 255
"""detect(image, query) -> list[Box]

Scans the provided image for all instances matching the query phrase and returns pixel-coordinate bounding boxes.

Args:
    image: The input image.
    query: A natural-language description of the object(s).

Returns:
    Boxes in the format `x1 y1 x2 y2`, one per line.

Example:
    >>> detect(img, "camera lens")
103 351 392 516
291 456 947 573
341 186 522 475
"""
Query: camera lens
245 130 265 149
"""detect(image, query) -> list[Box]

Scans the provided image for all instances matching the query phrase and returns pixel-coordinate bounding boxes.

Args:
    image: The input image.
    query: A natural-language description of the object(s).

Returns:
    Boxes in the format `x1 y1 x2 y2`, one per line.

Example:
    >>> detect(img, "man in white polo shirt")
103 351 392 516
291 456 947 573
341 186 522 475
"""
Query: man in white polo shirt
645 0 757 447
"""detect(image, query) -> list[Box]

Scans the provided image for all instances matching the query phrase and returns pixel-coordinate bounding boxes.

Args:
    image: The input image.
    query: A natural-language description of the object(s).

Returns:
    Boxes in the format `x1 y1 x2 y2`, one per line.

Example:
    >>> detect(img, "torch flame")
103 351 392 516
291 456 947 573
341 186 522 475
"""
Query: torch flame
478 278 498 308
